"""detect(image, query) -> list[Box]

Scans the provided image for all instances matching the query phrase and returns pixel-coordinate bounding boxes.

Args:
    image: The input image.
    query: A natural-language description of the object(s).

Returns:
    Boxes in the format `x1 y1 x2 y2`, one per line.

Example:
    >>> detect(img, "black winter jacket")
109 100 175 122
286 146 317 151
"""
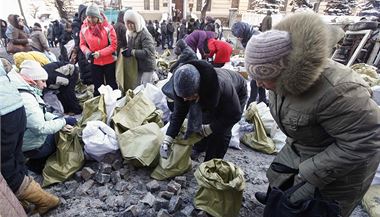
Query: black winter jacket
165 60 247 138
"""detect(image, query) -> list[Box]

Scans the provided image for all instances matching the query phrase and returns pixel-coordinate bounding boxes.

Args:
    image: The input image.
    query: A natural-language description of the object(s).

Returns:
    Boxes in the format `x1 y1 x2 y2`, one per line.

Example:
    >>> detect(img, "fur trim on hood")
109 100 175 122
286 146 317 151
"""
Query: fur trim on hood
273 12 330 96
124 10 146 34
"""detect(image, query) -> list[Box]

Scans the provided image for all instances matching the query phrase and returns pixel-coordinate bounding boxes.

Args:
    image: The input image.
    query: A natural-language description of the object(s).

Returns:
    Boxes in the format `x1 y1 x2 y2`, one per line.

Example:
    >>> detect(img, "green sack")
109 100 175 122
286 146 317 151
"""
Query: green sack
194 159 246 217
118 123 163 167
116 54 138 94
112 92 157 135
43 95 106 186
78 95 106 127
241 102 276 154
362 185 380 217
151 130 202 181
42 127 85 187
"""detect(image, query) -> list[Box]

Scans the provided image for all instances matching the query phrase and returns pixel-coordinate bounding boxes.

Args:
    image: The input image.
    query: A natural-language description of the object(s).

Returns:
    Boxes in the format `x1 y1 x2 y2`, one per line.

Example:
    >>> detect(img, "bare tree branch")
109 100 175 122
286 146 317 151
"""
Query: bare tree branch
201 0 210 19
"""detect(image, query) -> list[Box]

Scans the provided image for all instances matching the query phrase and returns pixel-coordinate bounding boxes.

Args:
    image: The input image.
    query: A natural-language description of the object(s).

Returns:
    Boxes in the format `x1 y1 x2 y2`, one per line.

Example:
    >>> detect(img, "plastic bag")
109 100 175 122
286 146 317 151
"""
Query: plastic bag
194 159 245 217
362 185 380 217
118 123 163 167
142 83 171 123
228 123 241 150
83 121 119 162
98 85 122 125
151 121 203 180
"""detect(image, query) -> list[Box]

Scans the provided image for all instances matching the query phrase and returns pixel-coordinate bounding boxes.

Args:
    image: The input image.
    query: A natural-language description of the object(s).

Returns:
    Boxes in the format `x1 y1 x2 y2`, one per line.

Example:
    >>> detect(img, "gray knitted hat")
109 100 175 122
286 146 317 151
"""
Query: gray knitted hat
86 5 102 20
174 64 200 98
245 30 292 80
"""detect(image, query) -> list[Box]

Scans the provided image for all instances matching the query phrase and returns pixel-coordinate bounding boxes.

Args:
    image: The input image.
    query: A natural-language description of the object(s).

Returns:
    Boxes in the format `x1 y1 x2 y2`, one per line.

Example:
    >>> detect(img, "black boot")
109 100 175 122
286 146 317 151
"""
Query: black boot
255 192 268 205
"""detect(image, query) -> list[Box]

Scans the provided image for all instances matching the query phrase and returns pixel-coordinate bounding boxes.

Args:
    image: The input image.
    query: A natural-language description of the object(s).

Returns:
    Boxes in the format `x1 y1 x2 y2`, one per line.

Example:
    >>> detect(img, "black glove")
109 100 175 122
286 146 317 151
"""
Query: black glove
122 48 132 57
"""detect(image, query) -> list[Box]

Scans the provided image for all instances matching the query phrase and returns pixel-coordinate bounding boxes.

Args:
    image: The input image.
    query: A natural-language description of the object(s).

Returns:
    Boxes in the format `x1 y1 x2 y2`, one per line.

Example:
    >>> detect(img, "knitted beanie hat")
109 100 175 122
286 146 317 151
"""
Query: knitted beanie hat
245 30 292 80
174 64 200 98
86 5 102 20
19 60 48 81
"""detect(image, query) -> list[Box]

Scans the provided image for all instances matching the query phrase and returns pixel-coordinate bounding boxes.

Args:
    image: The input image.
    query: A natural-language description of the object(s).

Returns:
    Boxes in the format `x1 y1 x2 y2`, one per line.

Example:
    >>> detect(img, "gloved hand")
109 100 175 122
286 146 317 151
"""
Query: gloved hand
122 48 132 57
86 52 94 63
64 117 77 126
289 181 315 203
160 136 174 159
200 124 212 137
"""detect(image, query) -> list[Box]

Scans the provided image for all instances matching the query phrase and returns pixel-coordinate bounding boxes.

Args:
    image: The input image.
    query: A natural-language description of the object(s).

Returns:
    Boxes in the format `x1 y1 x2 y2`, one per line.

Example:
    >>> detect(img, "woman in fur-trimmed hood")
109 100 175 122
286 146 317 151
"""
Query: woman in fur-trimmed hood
245 13 380 217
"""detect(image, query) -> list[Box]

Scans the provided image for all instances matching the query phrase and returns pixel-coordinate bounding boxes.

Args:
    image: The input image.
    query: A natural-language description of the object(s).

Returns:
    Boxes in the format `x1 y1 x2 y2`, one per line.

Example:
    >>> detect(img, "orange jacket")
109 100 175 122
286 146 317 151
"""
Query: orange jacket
207 38 232 64
79 16 117 66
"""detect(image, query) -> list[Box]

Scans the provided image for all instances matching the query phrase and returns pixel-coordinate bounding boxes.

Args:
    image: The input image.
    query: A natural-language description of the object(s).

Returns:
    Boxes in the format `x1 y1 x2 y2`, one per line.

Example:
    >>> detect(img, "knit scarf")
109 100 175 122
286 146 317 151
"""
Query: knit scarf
89 22 103 39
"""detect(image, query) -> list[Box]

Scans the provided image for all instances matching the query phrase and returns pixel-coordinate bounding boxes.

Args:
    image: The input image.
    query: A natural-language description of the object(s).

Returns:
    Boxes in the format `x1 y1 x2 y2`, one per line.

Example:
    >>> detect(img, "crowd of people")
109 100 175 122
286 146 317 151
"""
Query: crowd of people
0 4 379 217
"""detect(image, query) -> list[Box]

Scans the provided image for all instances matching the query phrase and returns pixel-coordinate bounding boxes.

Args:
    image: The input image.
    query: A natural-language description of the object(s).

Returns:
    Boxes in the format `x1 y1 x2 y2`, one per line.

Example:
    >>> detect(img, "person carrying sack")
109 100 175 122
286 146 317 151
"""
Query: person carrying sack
244 13 380 217
79 5 118 96
160 61 247 162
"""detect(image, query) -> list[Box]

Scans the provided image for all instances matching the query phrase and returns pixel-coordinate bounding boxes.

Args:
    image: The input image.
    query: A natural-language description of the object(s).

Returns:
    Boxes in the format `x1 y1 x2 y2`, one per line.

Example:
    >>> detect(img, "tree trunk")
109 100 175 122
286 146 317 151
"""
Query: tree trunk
18 0 28 26
55 0 68 20
200 0 210 19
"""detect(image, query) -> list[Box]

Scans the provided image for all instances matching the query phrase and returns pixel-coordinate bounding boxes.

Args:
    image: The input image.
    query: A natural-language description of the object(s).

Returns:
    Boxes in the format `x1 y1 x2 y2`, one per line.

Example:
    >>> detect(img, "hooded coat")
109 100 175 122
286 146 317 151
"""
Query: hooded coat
184 30 216 58
30 26 49 52
124 11 156 73
80 14 117 66
6 15 32 54
264 13 380 217
231 21 260 48
8 70 66 152
165 60 247 138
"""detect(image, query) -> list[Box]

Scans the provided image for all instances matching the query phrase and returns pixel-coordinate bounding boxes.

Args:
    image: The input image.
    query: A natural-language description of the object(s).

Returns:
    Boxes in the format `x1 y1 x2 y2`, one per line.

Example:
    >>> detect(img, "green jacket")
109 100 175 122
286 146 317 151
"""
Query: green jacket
266 13 380 217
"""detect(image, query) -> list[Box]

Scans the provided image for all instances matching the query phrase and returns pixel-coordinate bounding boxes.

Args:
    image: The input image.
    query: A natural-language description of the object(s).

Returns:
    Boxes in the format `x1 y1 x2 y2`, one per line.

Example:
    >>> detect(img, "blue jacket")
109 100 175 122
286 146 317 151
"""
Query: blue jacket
231 22 260 48
0 61 23 116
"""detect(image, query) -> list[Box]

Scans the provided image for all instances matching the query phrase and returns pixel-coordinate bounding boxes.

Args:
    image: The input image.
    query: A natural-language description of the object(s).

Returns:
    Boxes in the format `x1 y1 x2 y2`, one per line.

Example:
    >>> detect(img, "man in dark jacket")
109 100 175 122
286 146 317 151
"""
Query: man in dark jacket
71 4 92 84
114 11 127 54
260 10 272 32
166 20 175 49
160 60 247 161
154 20 161 47
231 21 266 107
177 19 187 41
146 20 156 39
160 20 167 49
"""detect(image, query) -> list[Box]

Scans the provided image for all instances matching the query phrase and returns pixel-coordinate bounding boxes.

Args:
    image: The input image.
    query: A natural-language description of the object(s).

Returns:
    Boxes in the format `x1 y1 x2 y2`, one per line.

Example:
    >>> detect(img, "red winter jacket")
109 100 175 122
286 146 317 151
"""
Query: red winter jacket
80 16 117 66
207 38 232 64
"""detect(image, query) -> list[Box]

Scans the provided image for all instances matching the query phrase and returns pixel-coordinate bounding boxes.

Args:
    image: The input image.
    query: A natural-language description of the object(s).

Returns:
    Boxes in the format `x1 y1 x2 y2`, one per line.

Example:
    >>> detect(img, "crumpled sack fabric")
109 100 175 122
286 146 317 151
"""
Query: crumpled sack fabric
194 159 245 217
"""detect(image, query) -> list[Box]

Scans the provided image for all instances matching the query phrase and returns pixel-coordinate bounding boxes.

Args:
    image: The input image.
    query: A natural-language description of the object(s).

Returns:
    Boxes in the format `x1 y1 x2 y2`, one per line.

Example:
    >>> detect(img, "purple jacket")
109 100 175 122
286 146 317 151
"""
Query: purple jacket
184 30 215 58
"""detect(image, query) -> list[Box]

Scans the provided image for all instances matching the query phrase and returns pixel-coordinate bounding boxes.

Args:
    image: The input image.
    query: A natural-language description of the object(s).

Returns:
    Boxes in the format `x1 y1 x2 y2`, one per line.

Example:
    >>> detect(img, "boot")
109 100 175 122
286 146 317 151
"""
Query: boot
16 176 60 215
255 192 268 205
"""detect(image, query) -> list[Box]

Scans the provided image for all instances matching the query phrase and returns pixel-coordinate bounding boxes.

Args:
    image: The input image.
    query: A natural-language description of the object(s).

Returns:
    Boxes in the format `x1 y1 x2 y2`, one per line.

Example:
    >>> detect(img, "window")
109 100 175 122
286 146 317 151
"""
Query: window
196 0 211 11
144 0 150 10
154 0 159 10
248 0 256 10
